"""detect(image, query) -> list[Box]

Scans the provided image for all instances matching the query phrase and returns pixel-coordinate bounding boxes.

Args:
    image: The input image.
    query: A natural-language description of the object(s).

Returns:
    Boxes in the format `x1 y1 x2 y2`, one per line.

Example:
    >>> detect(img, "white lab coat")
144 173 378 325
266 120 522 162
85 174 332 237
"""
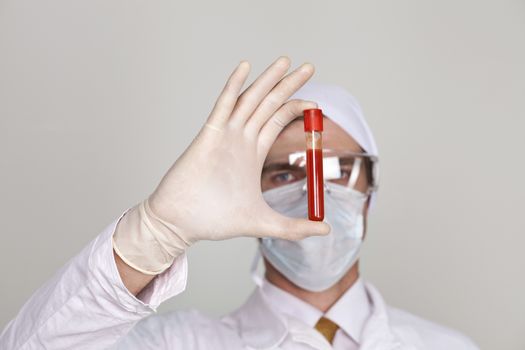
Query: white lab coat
0 209 479 350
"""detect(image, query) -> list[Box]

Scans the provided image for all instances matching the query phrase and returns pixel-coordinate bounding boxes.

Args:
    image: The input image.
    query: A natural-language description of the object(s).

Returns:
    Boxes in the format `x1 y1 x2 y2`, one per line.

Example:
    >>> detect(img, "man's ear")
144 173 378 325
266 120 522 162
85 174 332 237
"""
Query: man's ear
365 194 371 209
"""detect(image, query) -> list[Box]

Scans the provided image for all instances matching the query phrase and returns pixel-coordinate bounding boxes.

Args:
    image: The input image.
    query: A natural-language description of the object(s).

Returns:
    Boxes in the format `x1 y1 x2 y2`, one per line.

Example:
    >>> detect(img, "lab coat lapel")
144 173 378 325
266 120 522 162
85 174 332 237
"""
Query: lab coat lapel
284 316 333 350
222 288 288 350
224 287 334 350
359 282 417 350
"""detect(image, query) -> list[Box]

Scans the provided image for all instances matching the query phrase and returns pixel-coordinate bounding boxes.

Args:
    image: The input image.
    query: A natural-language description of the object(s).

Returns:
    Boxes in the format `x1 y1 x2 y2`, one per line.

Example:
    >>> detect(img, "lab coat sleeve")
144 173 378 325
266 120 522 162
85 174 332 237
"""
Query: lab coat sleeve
0 207 188 350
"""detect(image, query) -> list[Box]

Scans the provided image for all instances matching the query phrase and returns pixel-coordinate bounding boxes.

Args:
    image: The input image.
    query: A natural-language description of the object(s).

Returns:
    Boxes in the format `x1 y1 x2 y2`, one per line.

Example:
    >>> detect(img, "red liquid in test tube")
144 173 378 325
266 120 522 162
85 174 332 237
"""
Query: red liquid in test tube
303 109 324 221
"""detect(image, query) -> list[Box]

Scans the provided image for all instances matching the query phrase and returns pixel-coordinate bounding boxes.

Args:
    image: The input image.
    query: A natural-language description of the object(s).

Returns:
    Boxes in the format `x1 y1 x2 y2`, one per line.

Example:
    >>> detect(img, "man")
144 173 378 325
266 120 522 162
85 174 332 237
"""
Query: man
0 57 479 349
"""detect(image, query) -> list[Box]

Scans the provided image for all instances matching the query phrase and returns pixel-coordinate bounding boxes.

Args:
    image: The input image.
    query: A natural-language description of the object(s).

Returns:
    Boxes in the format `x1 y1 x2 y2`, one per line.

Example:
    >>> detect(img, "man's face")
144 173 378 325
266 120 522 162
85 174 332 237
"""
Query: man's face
259 116 372 290
262 117 370 193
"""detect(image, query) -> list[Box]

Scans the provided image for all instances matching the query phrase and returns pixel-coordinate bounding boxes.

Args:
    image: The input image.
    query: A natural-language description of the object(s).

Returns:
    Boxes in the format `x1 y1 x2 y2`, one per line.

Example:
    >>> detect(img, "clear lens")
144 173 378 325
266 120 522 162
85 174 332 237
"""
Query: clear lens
261 149 378 193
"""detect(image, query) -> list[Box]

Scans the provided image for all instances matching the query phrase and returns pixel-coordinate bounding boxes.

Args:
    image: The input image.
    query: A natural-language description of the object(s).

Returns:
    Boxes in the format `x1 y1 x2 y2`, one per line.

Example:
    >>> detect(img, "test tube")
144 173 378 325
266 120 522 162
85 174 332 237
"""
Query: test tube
303 108 324 221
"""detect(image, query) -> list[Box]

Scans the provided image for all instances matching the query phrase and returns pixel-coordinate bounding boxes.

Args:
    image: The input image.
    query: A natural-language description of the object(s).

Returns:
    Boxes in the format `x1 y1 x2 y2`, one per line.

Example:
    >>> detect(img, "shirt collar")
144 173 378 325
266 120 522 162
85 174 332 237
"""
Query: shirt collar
260 277 323 328
324 277 371 343
260 276 371 343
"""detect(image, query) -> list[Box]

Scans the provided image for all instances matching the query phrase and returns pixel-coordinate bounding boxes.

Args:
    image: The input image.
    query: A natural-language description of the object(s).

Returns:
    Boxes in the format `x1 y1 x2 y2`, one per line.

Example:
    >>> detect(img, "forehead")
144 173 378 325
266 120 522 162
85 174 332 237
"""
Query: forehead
266 116 363 160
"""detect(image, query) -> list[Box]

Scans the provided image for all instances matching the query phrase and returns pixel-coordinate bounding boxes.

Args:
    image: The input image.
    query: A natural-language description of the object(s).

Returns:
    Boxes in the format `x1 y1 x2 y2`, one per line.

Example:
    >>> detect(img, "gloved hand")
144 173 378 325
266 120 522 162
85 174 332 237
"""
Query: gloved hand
113 57 331 275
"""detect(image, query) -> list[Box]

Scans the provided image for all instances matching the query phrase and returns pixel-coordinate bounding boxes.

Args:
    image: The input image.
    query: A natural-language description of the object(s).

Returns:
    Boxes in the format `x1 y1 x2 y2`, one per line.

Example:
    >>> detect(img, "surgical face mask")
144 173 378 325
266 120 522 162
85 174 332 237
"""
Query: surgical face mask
258 178 367 292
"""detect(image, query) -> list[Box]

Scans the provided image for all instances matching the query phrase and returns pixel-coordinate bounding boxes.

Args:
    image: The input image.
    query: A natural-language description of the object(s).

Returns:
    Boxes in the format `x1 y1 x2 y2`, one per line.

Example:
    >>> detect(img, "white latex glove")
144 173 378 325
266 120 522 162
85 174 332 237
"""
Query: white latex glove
113 57 331 275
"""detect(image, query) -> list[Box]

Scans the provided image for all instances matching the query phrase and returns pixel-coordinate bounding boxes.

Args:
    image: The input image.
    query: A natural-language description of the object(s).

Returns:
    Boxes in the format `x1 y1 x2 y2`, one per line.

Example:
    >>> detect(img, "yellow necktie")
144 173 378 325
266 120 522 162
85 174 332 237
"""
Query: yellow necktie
314 316 339 344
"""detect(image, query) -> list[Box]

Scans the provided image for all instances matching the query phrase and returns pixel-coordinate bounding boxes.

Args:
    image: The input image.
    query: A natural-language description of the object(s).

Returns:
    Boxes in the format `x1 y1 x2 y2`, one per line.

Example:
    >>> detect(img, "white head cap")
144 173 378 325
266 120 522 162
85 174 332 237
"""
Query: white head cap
289 81 379 205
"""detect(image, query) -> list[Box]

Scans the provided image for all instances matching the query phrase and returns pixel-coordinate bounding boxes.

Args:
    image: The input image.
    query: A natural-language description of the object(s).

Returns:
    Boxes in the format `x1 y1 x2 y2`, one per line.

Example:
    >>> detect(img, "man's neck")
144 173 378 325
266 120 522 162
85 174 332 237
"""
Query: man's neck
263 259 360 313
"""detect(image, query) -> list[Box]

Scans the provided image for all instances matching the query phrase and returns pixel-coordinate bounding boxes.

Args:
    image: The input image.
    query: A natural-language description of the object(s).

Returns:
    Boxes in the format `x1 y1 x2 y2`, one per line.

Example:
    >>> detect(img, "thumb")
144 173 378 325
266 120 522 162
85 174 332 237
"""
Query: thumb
261 209 331 241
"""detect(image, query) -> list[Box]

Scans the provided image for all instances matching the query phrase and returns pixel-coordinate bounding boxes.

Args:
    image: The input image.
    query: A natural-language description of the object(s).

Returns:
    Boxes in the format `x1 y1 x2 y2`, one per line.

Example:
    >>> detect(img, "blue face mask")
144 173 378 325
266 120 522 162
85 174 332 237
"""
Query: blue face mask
258 179 367 292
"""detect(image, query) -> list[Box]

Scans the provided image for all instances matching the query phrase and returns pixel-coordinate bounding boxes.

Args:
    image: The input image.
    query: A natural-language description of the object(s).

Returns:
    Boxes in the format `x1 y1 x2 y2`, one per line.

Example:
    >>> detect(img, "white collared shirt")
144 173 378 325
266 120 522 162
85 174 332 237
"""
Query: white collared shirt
260 276 372 349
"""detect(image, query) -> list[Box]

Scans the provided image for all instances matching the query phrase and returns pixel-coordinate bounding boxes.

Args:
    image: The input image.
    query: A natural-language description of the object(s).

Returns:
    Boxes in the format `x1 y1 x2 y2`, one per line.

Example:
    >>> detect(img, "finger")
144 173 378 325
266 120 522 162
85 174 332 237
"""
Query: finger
206 61 251 129
228 56 291 126
257 99 318 158
256 207 331 240
245 62 315 134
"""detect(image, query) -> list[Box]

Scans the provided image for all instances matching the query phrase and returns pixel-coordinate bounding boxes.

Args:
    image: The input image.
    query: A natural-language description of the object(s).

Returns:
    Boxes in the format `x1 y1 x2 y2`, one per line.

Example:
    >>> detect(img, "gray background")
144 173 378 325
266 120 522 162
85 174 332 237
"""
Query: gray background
1 0 524 349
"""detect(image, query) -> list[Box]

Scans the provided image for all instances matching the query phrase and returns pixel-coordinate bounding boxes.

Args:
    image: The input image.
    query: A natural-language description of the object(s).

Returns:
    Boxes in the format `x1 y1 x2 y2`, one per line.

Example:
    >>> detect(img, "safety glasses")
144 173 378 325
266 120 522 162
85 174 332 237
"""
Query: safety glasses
262 149 379 194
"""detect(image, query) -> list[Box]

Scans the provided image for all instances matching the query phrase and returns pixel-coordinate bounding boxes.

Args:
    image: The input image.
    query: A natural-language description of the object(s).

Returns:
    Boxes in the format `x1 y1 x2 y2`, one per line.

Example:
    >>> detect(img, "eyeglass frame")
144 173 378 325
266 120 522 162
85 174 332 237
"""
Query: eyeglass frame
261 149 379 195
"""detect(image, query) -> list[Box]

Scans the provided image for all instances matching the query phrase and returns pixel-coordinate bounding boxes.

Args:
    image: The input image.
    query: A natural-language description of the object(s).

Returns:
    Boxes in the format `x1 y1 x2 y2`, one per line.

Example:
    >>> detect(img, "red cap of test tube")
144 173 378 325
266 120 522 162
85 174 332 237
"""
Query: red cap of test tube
303 108 323 131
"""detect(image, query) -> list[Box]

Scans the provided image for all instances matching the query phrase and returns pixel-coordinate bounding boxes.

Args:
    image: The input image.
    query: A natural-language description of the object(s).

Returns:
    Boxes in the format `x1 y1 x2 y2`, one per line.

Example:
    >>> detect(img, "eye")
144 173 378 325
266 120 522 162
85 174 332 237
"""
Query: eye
272 172 297 185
